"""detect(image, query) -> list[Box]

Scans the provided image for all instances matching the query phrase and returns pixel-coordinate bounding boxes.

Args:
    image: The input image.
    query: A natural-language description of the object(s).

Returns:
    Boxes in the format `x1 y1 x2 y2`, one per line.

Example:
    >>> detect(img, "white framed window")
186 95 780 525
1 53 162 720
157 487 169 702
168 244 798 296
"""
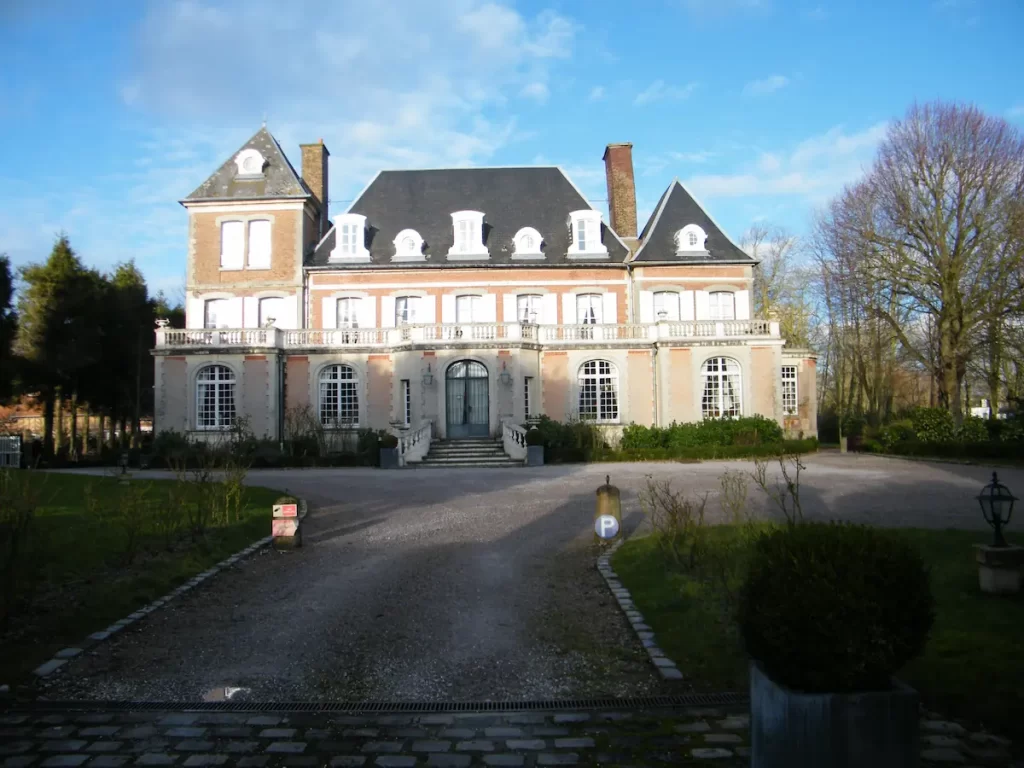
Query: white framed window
675 224 707 253
220 221 244 269
196 365 236 430
336 297 361 328
708 291 735 320
782 366 798 416
448 211 488 258
247 219 271 268
402 379 412 427
234 149 265 176
512 227 543 258
578 360 619 423
517 294 542 323
204 298 229 329
258 297 286 327
319 365 360 427
524 376 533 418
567 210 608 258
455 294 480 323
653 291 681 321
330 214 369 262
393 228 424 260
702 357 742 419
576 293 603 325
395 295 420 325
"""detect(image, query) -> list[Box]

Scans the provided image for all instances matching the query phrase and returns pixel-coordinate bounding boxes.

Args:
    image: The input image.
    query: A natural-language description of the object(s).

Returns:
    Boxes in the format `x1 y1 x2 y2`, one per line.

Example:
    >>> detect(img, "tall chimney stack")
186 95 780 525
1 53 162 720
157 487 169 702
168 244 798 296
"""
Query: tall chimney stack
300 139 330 238
602 143 637 240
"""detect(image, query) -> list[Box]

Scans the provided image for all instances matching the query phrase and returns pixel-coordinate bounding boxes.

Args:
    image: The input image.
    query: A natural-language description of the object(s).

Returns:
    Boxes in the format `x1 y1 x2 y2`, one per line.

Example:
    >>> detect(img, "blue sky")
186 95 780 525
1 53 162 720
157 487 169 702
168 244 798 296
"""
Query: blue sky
2 0 1022 298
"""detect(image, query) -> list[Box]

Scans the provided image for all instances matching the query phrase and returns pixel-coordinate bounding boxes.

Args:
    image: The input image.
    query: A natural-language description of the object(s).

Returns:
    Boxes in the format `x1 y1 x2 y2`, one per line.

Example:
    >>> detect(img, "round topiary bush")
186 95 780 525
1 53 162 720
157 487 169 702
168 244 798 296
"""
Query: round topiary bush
737 522 935 693
525 427 545 446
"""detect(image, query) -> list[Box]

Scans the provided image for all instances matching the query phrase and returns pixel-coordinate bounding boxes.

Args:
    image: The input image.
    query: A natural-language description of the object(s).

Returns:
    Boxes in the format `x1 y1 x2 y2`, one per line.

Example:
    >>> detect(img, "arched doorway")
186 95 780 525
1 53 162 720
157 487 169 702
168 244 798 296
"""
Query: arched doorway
446 360 489 438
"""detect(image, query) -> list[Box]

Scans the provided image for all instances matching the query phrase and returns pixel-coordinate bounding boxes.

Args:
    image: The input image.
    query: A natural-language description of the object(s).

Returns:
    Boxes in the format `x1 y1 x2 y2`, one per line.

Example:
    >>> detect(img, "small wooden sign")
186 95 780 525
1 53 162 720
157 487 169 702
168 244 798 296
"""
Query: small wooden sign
273 503 298 518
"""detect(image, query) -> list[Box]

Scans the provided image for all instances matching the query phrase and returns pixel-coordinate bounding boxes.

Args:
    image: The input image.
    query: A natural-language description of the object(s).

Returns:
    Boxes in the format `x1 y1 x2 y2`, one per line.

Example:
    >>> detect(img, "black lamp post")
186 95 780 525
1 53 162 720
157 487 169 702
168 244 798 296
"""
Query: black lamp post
977 471 1016 548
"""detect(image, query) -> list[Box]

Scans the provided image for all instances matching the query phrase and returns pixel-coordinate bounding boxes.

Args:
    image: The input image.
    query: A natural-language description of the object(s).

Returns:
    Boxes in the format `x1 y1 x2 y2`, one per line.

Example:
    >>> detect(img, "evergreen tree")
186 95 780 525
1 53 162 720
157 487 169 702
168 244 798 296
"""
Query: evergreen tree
0 255 17 402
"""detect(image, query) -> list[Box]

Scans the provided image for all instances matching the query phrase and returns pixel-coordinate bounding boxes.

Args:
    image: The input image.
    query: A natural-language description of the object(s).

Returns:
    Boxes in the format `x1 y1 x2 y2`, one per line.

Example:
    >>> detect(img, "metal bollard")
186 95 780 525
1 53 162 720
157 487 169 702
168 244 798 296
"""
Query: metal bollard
272 496 302 549
594 474 622 542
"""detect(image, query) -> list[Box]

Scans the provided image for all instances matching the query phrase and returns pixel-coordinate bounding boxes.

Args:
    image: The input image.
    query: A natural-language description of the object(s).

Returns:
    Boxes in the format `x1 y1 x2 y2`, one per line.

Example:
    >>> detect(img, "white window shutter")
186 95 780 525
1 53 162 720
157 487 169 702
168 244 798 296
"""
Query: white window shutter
682 290 695 321
381 296 396 327
541 294 558 325
420 295 436 324
562 293 577 325
602 293 617 325
321 298 337 329
279 296 296 329
481 294 497 322
247 220 271 268
243 297 258 328
227 297 243 328
503 294 517 322
441 294 456 324
695 291 710 320
735 289 751 320
639 291 654 323
220 221 244 269
186 296 204 328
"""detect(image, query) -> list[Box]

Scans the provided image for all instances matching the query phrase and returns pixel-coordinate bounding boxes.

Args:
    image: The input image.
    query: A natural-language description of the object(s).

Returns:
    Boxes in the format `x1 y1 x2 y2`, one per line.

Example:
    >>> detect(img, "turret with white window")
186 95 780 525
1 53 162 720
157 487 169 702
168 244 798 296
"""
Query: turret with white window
447 211 489 260
566 210 608 259
330 214 370 262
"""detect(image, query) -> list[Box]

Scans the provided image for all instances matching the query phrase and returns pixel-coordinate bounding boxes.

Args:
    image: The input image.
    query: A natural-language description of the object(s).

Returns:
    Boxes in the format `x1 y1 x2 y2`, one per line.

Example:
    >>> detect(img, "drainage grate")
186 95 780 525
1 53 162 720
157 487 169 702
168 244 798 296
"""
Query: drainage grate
9 692 747 714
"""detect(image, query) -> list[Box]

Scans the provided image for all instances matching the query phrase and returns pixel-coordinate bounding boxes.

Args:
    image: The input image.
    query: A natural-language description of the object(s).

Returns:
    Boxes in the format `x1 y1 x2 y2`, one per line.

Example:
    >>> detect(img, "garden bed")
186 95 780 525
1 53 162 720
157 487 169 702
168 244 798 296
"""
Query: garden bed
612 528 1024 744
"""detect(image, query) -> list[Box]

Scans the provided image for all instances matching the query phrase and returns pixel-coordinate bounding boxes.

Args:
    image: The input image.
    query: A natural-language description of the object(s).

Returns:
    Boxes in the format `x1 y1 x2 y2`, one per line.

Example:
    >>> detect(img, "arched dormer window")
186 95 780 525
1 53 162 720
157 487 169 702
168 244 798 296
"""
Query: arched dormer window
675 224 707 253
234 149 265 177
512 227 544 259
392 228 425 261
329 214 370 262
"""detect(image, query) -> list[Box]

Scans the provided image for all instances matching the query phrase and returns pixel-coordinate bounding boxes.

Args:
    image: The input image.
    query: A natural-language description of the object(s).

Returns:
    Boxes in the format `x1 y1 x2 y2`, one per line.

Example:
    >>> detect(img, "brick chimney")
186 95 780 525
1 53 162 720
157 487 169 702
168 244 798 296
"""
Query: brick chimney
602 142 637 240
300 139 330 238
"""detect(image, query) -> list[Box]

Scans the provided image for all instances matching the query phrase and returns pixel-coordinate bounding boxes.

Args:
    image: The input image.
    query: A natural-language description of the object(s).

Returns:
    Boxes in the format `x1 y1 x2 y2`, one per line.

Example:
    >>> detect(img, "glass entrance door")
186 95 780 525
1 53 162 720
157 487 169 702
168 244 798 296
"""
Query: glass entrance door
446 360 490 438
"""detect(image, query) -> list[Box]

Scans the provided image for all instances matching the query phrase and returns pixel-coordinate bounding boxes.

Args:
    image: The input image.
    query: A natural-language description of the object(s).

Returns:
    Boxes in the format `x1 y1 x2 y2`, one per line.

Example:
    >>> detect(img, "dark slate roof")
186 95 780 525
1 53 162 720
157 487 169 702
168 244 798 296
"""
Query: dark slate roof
632 180 753 263
309 167 629 267
183 127 312 202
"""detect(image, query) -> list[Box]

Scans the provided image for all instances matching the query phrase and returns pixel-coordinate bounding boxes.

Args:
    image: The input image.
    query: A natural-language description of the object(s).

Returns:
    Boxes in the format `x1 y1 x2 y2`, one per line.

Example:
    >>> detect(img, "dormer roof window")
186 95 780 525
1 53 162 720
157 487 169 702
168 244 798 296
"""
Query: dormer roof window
329 214 370 262
234 149 266 177
566 210 608 260
675 224 708 254
447 211 489 260
511 227 544 260
393 228 425 262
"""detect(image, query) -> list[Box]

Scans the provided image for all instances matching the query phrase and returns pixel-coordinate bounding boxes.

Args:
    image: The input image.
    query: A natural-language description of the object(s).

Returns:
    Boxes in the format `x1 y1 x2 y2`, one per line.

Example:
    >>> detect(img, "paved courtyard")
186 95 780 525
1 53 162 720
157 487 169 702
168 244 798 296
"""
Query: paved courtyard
40 453 1015 705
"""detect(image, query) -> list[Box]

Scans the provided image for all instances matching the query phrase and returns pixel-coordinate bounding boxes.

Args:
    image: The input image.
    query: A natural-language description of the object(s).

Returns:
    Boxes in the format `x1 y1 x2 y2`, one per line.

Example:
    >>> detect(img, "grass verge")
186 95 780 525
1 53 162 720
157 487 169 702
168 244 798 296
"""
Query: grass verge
612 527 1024 742
0 471 285 686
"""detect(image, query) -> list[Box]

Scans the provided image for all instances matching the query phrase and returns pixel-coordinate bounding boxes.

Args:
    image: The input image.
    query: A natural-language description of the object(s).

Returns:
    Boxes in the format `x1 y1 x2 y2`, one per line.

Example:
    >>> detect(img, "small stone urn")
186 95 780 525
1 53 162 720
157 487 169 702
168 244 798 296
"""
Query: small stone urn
974 472 1022 595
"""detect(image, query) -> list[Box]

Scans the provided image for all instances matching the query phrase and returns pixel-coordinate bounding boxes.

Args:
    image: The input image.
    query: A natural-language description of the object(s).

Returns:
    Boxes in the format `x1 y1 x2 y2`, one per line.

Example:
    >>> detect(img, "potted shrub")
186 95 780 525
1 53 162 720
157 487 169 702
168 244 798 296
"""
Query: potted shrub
378 432 399 469
738 522 935 768
525 427 544 466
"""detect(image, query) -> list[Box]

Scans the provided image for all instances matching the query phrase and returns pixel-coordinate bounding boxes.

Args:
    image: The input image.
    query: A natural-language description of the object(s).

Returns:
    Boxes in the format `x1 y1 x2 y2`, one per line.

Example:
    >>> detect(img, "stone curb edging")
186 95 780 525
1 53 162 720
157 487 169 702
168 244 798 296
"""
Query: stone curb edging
30 498 309 681
596 535 684 682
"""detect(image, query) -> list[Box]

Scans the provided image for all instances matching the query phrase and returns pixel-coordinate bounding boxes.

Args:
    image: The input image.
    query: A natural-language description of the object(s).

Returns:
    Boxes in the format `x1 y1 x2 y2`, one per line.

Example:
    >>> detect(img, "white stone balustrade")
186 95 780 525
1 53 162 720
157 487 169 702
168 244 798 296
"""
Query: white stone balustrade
397 420 433 466
502 420 528 460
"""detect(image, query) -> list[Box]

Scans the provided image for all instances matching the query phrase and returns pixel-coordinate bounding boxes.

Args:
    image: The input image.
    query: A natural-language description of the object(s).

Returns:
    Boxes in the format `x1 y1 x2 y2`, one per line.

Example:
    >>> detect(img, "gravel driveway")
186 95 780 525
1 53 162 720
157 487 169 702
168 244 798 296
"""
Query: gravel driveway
44 452 1016 702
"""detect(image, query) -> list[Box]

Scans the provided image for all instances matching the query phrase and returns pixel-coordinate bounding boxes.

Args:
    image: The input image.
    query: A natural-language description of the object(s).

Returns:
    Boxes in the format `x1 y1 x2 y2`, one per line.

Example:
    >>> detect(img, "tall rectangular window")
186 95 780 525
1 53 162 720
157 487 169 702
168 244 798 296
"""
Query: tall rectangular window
577 219 588 251
339 223 361 255
204 298 229 329
220 221 244 269
456 294 479 323
653 291 681 321
457 220 471 252
524 376 533 418
708 291 736 320
576 293 603 325
517 294 541 323
402 379 411 426
395 296 419 325
337 297 361 328
258 297 285 327
782 366 798 416
247 219 271 268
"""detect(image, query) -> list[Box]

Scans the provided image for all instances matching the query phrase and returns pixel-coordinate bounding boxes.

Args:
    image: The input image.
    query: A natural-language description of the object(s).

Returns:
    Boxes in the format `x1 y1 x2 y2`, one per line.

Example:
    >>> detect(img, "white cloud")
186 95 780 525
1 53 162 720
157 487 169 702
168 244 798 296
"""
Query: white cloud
685 121 889 203
521 82 550 103
670 150 715 164
634 79 698 106
1008 105 1024 119
743 74 789 95
589 85 606 101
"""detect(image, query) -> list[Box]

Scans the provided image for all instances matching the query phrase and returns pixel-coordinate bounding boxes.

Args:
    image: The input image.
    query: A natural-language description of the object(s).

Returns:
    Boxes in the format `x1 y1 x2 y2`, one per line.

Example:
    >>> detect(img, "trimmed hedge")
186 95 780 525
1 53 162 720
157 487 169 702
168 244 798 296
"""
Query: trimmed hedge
620 416 785 453
617 438 818 462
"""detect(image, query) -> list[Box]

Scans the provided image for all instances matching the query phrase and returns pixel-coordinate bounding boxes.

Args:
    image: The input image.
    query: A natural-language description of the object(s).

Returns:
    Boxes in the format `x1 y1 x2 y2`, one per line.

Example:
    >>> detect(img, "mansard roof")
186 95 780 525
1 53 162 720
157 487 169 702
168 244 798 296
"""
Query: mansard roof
632 179 753 263
309 167 630 267
183 126 312 203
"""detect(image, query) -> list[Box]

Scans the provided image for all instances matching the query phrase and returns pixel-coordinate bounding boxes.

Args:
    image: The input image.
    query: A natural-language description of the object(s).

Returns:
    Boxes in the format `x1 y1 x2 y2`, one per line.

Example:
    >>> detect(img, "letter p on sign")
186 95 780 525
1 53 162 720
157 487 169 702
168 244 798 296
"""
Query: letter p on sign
595 514 620 540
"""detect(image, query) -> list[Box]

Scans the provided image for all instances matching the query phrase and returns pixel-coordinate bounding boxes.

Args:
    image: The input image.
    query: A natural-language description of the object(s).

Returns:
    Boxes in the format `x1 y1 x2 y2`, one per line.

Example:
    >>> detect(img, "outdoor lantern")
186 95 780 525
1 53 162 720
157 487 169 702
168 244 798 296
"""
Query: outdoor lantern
499 362 513 386
422 363 434 387
977 471 1017 548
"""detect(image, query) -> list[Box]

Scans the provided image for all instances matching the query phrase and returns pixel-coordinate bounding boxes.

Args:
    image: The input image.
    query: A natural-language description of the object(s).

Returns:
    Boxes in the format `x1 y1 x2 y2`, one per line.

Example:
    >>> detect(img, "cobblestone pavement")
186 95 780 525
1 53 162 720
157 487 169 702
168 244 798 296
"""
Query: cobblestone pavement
1 706 1021 767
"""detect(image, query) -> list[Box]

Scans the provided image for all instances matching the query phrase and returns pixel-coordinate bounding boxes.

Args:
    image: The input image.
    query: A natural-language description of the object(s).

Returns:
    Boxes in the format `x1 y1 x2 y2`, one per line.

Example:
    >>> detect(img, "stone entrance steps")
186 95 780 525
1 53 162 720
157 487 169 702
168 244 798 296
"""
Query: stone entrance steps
416 437 523 468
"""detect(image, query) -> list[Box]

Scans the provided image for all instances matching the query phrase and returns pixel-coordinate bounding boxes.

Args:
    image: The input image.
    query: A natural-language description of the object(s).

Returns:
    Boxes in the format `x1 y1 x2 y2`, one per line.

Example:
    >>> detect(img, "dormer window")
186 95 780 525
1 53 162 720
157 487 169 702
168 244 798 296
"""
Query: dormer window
675 224 708 253
512 227 544 260
234 149 265 177
392 229 425 261
329 214 370 262
567 210 608 260
447 211 488 260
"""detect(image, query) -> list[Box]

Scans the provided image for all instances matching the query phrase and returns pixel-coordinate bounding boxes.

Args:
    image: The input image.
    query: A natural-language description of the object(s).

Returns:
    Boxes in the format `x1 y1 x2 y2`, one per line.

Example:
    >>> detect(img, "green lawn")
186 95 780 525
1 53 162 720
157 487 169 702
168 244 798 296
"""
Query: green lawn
613 527 1024 742
0 471 286 686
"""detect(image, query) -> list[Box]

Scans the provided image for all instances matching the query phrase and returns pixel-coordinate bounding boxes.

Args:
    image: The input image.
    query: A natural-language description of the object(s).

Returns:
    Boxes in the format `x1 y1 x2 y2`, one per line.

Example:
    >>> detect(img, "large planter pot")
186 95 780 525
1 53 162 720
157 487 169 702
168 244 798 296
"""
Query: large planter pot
379 447 399 469
974 544 1024 594
750 660 919 768
526 445 544 466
